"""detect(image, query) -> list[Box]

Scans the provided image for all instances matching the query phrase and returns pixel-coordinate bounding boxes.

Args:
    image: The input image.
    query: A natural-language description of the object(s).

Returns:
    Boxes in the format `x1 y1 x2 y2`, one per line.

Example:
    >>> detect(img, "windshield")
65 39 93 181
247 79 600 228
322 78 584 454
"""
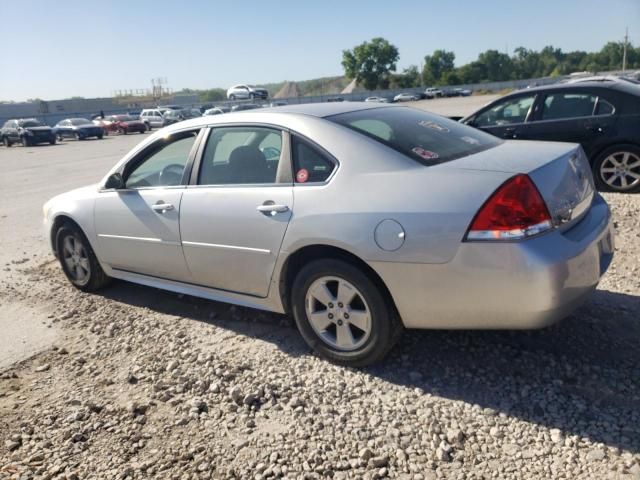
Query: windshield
70 118 91 125
19 120 42 127
328 107 502 165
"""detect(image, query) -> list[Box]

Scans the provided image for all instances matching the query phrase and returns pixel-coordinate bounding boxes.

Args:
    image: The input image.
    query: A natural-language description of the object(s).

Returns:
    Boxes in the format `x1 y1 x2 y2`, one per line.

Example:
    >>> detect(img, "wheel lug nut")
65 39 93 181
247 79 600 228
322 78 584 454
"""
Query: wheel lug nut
328 313 334 319
328 303 333 308
337 319 343 326
344 313 350 319
338 302 343 308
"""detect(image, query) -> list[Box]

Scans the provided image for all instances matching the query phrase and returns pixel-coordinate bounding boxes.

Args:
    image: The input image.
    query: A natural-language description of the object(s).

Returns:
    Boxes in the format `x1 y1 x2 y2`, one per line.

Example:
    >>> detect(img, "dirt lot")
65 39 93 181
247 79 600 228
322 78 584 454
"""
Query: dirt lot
1 100 639 479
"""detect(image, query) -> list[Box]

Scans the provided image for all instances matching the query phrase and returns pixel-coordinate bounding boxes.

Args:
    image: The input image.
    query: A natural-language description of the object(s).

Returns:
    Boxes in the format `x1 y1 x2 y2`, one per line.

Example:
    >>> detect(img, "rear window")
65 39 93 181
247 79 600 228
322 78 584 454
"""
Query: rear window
328 107 501 165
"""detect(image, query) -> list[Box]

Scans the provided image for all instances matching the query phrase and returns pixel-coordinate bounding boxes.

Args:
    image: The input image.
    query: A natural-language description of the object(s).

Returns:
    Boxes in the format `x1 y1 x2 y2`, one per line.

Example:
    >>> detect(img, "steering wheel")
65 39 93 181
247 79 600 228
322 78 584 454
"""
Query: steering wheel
159 164 184 186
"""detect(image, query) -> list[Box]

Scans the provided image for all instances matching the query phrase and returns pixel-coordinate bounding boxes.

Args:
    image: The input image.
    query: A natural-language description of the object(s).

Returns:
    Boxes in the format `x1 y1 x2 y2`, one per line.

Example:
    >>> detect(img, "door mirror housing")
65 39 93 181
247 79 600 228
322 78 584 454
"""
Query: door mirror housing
104 172 125 190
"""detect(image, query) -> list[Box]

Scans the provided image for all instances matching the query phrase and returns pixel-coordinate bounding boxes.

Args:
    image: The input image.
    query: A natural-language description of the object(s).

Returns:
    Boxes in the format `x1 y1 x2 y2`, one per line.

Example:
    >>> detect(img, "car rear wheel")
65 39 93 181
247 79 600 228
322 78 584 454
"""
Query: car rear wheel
74 132 82 141
97 133 103 139
291 259 403 367
50 137 56 145
55 223 111 291
593 144 640 193
4 137 12 147
21 136 30 147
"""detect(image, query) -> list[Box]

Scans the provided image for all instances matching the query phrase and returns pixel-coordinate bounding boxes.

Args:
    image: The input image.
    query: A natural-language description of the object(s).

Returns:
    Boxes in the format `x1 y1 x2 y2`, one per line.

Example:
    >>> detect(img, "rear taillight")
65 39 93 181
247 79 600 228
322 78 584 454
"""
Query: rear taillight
466 174 552 241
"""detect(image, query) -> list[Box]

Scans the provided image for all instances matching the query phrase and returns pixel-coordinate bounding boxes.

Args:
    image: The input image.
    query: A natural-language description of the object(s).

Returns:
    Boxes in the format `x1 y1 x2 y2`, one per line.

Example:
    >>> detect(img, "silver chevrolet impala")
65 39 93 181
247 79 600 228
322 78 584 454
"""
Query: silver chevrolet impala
43 103 615 366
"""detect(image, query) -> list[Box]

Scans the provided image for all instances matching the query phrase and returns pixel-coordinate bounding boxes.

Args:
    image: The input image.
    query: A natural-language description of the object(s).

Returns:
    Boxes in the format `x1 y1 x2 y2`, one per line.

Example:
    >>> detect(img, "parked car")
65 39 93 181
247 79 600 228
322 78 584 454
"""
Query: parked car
364 96 390 103
54 118 104 141
42 103 614 366
393 93 419 102
107 115 147 134
182 108 203 119
326 97 345 102
230 104 261 112
162 110 186 125
227 84 269 100
461 80 640 193
202 107 226 116
268 101 288 107
91 116 118 135
140 109 166 130
454 87 472 96
424 87 443 98
1 118 56 147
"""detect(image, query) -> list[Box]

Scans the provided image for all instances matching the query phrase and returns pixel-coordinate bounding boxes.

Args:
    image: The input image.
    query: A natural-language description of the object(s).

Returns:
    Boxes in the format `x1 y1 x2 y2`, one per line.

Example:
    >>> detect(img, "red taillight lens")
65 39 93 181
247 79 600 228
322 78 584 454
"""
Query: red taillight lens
466 174 552 241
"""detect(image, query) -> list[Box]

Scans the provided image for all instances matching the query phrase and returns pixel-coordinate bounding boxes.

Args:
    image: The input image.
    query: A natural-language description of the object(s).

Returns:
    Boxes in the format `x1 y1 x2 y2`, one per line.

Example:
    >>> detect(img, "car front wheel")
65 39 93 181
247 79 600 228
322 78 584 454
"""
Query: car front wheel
593 144 640 193
21 136 30 147
4 137 11 147
55 223 111 291
291 259 402 367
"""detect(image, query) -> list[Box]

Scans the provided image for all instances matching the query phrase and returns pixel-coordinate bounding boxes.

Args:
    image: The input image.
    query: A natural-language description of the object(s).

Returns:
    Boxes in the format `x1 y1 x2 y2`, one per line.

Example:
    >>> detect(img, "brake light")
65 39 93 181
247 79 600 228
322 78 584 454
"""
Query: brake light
466 174 552 241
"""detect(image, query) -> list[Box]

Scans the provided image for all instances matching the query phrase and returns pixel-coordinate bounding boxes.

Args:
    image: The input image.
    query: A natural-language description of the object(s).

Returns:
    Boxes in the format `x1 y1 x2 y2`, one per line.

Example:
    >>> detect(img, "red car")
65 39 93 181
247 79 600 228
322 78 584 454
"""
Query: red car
92 117 118 135
107 115 147 134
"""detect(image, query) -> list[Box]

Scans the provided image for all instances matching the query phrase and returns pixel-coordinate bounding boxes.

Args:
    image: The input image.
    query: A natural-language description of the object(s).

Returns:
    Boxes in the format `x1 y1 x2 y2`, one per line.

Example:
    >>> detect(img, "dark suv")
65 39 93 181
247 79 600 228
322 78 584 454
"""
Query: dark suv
1 118 56 147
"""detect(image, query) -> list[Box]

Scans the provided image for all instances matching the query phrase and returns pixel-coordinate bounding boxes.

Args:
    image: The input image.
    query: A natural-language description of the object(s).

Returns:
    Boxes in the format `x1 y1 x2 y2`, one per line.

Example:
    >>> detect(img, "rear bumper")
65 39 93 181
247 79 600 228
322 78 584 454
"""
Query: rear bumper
371 194 614 329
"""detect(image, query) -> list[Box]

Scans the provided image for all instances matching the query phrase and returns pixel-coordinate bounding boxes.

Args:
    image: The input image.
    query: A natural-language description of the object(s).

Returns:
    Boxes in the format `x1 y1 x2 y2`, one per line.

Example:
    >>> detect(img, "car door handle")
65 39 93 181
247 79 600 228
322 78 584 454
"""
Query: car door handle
586 124 604 133
257 204 289 215
152 202 174 213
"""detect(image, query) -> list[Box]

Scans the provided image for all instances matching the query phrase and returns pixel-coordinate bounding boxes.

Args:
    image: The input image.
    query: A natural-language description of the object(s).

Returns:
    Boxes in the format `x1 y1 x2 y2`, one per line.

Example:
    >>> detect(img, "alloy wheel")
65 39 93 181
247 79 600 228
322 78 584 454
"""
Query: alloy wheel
599 151 640 191
61 234 90 284
305 276 372 351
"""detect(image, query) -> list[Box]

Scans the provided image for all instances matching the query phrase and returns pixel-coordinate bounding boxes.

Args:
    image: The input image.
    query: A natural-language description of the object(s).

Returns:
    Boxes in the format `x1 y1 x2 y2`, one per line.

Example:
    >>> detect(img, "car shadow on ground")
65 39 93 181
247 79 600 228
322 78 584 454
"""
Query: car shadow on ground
97 282 640 453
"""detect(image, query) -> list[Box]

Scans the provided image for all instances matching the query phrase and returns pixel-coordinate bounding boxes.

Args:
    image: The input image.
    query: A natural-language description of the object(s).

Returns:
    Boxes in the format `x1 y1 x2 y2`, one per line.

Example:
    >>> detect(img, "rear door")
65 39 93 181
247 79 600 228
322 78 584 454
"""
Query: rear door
94 129 201 281
526 89 617 158
470 92 538 140
179 125 293 297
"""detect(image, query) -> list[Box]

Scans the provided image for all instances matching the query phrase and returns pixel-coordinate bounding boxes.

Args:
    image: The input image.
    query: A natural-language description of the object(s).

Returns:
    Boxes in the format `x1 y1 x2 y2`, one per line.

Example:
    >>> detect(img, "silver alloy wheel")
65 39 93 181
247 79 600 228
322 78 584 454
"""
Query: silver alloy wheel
62 235 90 284
305 276 372 351
600 151 640 191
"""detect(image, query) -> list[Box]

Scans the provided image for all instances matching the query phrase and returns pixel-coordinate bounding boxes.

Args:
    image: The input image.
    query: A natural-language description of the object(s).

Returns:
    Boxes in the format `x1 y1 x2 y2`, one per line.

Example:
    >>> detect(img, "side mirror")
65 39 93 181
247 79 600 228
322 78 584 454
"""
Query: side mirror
104 172 125 190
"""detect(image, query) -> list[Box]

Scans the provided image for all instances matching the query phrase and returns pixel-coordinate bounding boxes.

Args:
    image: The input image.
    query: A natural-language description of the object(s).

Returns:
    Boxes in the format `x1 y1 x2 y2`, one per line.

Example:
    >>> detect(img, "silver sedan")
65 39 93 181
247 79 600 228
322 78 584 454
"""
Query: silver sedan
43 103 614 366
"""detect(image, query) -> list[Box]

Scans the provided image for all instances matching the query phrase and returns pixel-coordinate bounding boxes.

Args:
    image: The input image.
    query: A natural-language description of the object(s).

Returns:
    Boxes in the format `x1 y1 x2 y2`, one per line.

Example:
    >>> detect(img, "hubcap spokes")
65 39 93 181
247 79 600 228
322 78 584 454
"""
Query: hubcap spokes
305 276 371 351
601 152 640 190
62 235 89 282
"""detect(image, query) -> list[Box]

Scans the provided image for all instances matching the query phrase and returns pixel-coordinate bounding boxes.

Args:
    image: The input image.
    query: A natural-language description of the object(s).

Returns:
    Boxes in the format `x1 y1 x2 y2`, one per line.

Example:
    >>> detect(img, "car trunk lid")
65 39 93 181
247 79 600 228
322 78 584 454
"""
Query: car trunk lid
447 140 595 230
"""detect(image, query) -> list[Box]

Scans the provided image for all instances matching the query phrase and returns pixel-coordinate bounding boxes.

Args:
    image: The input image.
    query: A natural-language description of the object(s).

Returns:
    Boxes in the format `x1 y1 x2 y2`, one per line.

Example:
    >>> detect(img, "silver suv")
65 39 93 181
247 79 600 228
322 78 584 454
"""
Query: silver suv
226 84 269 100
140 109 166 130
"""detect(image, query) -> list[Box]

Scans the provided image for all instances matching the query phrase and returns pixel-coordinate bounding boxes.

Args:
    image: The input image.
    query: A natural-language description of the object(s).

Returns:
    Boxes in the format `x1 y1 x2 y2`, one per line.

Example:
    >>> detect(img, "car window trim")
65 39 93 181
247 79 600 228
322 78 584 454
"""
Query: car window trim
537 91 601 122
189 123 293 187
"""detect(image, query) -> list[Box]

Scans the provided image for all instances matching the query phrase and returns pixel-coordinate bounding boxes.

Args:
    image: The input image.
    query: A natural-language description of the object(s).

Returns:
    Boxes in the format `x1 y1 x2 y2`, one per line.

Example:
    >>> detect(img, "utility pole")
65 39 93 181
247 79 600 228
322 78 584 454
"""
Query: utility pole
622 27 628 73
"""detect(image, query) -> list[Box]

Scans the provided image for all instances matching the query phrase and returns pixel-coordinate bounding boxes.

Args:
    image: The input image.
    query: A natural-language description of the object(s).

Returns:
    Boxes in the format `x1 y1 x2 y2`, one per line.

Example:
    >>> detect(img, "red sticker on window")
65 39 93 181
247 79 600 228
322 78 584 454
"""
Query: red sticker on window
412 147 439 160
296 169 309 183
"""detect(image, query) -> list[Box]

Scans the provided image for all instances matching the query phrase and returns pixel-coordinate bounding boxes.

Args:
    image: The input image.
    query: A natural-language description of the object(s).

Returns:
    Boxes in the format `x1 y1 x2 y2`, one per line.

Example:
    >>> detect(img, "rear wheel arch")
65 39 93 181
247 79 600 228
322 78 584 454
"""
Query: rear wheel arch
279 244 399 319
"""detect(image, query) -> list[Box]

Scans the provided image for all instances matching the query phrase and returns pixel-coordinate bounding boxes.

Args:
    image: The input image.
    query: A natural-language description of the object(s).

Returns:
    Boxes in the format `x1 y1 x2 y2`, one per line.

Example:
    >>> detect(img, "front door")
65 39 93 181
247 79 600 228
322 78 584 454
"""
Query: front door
180 126 293 297
472 92 537 140
94 129 201 281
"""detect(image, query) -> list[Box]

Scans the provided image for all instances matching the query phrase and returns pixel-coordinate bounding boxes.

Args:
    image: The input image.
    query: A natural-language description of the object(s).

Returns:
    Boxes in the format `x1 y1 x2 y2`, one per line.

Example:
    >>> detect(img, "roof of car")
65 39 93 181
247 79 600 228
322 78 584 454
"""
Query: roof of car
508 79 640 96
258 101 393 117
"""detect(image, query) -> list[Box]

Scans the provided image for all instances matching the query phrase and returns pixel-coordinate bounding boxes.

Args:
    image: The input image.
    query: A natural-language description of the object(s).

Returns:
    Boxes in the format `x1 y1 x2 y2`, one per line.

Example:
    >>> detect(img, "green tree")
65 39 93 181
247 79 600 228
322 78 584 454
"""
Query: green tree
342 37 400 90
476 50 514 81
422 50 455 84
199 89 226 102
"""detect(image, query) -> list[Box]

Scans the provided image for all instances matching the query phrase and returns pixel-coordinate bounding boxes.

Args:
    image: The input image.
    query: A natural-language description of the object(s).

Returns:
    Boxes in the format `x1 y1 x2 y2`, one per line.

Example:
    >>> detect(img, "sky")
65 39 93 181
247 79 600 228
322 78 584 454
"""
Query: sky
1 0 638 102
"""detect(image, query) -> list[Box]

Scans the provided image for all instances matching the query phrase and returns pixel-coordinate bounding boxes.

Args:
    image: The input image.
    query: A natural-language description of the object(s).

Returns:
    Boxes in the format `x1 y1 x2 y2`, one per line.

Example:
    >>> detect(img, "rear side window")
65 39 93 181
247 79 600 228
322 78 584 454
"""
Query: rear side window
542 92 597 120
329 107 501 165
292 136 336 183
596 98 615 115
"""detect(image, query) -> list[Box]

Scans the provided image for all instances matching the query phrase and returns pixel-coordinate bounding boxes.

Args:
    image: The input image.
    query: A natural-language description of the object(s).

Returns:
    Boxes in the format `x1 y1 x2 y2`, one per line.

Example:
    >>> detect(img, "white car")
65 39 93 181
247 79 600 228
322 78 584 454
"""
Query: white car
364 97 390 103
140 109 166 130
425 88 443 99
226 84 269 100
202 108 226 116
393 93 419 102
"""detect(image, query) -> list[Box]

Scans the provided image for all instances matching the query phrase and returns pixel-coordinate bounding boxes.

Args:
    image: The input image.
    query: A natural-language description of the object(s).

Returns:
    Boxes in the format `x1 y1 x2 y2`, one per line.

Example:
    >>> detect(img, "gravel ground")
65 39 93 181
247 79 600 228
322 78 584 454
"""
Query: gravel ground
0 192 639 480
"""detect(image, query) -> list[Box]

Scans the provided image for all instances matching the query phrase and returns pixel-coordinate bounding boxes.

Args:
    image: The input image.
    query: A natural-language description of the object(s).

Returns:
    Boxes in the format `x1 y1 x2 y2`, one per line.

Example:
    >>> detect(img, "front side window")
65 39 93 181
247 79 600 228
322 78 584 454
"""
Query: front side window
541 92 597 120
474 95 536 127
198 127 283 185
292 136 336 183
329 107 501 165
125 131 199 188
19 120 42 128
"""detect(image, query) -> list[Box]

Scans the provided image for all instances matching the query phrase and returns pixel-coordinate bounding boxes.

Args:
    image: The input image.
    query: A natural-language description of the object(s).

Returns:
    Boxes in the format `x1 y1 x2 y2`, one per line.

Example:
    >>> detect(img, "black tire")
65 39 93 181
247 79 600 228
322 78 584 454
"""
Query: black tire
122 128 128 135
55 223 111 291
21 136 30 147
3 136 11 147
57 134 64 142
291 259 403 367
97 133 103 140
74 132 82 141
50 137 56 145
592 144 640 194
